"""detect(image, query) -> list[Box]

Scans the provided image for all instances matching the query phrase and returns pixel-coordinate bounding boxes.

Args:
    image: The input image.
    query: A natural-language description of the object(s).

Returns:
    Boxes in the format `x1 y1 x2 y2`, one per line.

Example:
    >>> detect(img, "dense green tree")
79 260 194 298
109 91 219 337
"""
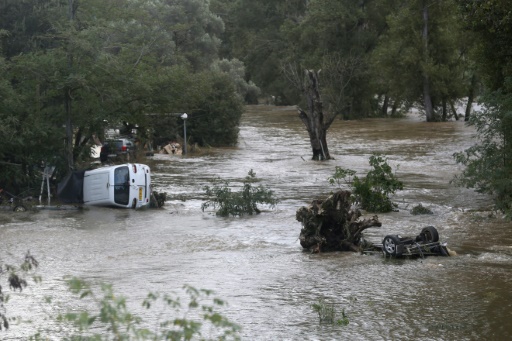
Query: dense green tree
218 0 307 104
210 58 260 103
282 0 392 119
0 0 243 192
370 0 466 121
453 0 512 216
453 85 512 216
277 0 398 159
457 0 512 92
149 68 243 148
186 71 243 147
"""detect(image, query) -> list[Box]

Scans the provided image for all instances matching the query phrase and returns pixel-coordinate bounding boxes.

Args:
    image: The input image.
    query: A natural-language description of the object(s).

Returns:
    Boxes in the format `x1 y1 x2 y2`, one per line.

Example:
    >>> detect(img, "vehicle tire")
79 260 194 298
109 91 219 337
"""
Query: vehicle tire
421 226 439 243
382 235 402 257
13 205 27 212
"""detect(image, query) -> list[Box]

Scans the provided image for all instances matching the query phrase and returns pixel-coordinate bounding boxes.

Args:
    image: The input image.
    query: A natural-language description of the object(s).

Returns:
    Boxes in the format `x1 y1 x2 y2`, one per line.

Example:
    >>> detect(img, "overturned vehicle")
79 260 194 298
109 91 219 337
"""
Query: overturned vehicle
57 163 152 209
365 226 453 258
296 190 452 258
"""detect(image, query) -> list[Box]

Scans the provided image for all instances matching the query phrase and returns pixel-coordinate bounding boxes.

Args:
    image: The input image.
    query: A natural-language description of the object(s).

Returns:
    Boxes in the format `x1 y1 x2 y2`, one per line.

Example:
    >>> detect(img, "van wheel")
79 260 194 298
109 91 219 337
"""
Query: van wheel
132 198 137 209
13 205 27 212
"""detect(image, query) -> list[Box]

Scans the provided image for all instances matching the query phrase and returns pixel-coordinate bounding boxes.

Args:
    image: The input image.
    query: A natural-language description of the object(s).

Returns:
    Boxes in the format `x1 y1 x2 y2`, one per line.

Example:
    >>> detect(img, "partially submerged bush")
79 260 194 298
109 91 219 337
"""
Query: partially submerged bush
312 299 349 326
202 170 279 217
329 154 403 212
410 203 433 215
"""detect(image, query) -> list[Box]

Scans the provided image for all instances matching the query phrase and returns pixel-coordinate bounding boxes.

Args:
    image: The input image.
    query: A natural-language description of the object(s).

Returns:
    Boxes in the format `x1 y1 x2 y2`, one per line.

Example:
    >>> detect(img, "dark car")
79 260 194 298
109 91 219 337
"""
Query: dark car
100 138 135 163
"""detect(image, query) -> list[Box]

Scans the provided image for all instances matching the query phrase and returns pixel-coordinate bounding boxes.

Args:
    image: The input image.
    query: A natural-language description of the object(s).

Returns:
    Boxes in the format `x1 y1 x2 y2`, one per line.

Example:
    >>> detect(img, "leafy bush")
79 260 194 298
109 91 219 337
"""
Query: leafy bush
329 154 403 212
328 167 356 188
410 204 433 215
32 279 241 340
202 170 279 217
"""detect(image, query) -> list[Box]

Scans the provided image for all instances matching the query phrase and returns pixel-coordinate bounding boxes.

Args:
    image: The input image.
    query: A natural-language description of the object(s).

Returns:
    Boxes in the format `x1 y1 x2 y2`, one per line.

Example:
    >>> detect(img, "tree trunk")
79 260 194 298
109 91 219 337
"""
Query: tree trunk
381 94 389 117
465 74 477 122
450 101 459 121
298 70 333 160
391 100 399 116
65 89 74 170
65 0 75 170
422 2 434 122
442 99 447 121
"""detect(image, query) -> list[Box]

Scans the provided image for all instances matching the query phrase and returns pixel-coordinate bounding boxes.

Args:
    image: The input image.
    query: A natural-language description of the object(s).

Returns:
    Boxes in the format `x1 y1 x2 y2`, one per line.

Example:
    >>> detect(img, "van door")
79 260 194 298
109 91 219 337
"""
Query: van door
83 172 110 203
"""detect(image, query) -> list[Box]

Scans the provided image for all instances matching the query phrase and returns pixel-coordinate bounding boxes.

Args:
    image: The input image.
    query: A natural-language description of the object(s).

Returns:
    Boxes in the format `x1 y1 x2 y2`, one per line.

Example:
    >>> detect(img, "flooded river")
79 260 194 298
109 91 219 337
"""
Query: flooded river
2 105 512 340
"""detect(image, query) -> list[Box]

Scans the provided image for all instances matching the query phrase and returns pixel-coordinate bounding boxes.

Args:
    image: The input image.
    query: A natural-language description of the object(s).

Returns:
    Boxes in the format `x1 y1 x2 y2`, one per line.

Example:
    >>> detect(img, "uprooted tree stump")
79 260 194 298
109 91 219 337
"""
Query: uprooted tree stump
296 190 382 253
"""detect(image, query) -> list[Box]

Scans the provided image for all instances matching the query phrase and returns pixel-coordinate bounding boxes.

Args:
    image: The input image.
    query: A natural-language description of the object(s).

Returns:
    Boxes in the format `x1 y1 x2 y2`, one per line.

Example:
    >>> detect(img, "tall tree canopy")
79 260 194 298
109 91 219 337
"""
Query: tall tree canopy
0 0 245 191
453 0 512 216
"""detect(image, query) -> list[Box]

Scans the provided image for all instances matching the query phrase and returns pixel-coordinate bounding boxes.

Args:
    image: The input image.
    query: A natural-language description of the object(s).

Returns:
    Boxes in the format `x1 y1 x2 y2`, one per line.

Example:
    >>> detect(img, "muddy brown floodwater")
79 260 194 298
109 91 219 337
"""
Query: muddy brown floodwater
1 105 512 340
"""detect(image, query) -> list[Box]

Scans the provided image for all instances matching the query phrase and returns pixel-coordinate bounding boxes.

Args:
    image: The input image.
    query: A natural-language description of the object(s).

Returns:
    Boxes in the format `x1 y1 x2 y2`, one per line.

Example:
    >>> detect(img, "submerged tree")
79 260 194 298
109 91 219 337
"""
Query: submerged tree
296 69 333 160
202 170 278 217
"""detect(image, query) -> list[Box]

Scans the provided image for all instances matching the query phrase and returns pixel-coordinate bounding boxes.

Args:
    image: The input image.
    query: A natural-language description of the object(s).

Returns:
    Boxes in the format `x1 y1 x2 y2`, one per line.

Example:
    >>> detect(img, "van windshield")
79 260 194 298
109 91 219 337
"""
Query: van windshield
114 166 130 205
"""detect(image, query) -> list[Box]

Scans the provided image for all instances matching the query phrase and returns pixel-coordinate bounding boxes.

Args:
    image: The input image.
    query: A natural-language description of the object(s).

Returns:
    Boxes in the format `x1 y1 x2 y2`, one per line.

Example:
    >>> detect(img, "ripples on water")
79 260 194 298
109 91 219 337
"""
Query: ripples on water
1 105 512 340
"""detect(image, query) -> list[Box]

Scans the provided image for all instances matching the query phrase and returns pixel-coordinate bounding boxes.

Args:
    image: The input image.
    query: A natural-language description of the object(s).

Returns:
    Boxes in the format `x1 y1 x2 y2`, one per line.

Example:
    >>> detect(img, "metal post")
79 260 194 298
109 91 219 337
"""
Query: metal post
181 113 188 155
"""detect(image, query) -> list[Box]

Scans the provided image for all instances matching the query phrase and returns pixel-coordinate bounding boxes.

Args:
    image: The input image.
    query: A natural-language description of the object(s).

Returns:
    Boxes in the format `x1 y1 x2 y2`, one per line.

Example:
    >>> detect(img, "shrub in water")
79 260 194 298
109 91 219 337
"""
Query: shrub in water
312 299 349 326
202 170 278 217
410 203 433 215
329 154 403 213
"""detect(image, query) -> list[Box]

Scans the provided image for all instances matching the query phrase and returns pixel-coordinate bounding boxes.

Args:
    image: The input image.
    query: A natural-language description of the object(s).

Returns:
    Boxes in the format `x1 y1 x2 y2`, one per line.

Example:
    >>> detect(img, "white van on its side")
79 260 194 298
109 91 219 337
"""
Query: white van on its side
82 163 151 209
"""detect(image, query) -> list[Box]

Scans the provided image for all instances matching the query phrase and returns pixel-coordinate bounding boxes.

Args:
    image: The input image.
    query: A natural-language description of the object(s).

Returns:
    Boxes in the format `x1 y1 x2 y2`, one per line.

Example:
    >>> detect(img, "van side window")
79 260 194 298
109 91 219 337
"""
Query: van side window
114 166 130 205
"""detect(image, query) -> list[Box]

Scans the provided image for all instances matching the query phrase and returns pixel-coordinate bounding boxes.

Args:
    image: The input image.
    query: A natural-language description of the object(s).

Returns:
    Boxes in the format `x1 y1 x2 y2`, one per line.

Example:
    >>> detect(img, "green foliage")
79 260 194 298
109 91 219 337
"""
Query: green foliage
285 0 381 118
1 252 39 331
35 278 241 340
0 0 246 190
220 0 306 104
2 253 240 339
311 299 349 326
370 0 466 120
328 167 356 188
202 170 279 217
456 0 512 92
210 58 261 103
187 72 244 147
410 204 433 215
453 83 512 217
329 154 403 213
149 69 244 148
453 1 512 217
